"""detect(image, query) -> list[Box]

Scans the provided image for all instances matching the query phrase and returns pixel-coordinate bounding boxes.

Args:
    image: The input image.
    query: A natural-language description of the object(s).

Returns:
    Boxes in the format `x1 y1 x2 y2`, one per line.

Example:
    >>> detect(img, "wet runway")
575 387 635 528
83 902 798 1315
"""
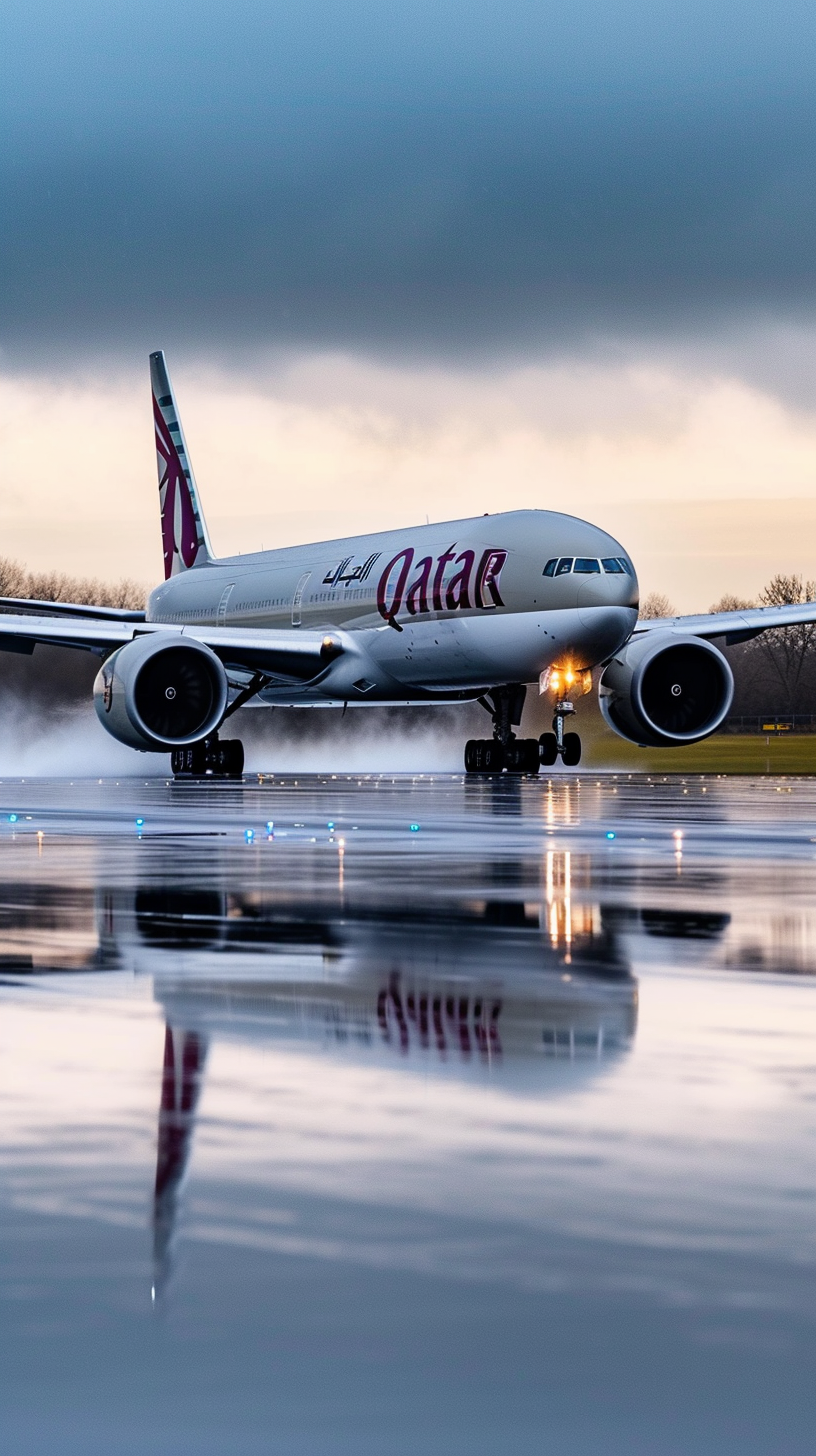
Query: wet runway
0 774 814 1455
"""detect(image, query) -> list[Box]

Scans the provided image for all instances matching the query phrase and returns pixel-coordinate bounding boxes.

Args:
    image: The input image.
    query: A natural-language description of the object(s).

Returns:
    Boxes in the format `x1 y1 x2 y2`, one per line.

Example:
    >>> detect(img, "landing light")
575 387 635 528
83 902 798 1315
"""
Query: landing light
540 666 592 697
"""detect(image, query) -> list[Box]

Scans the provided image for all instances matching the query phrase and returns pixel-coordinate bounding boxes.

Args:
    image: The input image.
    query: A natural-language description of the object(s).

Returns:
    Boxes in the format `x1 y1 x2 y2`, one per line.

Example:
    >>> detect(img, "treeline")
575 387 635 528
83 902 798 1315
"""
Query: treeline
641 576 816 717
0 558 146 611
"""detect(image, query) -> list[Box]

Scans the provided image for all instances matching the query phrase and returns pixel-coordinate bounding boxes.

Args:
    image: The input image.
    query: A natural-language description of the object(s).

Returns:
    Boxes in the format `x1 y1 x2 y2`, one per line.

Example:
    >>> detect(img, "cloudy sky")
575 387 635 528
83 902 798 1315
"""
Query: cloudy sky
1 0 814 607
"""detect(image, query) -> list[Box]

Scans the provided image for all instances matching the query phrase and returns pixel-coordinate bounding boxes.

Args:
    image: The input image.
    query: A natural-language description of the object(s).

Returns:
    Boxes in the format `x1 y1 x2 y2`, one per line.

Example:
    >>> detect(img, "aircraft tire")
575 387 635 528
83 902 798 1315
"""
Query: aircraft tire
562 732 582 767
539 732 558 767
464 738 505 773
171 736 244 779
171 743 206 777
222 739 245 779
504 739 540 774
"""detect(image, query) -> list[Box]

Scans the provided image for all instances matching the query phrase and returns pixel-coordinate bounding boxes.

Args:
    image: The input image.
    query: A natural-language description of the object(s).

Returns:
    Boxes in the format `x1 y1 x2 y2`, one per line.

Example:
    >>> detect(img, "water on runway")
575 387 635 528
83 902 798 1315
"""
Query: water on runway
0 773 813 1455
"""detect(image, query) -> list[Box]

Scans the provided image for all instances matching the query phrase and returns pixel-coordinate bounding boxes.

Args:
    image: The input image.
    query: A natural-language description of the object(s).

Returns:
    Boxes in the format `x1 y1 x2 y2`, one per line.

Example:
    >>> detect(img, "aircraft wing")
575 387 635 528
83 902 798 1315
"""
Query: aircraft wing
0 596 146 622
633 602 816 646
0 612 344 679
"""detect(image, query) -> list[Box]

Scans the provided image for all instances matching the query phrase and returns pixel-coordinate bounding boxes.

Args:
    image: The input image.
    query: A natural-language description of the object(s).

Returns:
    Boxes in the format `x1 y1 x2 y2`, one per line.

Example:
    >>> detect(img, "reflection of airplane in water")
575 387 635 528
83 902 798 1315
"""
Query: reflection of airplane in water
100 880 638 1070
96 876 640 1296
11 853 810 1296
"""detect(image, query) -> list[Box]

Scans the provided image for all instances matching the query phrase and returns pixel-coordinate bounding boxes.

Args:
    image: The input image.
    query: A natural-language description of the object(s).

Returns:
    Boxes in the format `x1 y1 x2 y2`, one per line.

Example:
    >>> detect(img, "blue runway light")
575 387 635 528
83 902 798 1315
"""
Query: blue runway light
327 821 334 829
410 823 420 832
135 818 144 828
8 814 18 823
606 830 616 839
266 821 274 833
245 828 255 841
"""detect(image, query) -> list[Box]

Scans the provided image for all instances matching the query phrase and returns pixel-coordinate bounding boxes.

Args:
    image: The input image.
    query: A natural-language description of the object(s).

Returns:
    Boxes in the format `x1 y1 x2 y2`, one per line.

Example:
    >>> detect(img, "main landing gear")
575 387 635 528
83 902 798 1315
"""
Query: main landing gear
463 685 582 774
171 671 269 780
171 734 244 780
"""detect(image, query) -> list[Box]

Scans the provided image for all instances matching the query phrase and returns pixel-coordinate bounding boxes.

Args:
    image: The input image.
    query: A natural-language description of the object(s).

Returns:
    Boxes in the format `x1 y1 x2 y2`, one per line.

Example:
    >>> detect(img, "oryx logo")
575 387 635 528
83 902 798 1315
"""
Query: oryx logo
153 393 200 578
376 544 507 626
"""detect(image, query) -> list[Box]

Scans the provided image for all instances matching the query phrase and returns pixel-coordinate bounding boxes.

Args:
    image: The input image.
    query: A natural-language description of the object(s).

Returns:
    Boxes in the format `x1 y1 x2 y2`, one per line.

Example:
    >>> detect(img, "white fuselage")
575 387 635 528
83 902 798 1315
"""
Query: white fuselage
147 509 639 704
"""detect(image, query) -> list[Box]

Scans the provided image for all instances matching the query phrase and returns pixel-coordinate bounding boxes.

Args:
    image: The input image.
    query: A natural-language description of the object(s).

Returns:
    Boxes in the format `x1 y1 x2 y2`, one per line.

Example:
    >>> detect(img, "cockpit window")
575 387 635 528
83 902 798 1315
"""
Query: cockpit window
555 557 574 576
542 558 558 577
574 557 601 574
618 557 635 576
601 557 624 573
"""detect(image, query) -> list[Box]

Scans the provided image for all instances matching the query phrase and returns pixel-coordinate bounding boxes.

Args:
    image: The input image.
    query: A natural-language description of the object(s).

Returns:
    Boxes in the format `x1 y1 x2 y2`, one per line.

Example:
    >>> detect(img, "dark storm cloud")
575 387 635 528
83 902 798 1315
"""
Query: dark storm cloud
1 0 814 364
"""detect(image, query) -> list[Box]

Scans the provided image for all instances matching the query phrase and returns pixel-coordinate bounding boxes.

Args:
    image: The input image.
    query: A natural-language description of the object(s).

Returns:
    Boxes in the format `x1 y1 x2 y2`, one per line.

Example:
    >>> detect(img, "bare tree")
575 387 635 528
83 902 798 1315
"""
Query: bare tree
708 593 755 613
639 590 675 619
0 557 146 611
0 558 29 597
748 574 816 714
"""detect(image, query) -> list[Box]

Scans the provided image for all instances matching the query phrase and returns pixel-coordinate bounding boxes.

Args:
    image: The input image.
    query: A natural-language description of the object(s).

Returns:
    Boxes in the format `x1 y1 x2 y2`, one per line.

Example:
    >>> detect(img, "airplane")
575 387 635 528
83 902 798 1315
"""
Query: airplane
0 350 814 778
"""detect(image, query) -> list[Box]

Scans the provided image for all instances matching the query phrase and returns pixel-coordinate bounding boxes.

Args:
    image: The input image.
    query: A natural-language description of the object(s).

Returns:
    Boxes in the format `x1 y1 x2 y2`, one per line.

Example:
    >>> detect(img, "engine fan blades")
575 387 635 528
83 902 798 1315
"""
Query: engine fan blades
640 645 724 736
134 647 217 740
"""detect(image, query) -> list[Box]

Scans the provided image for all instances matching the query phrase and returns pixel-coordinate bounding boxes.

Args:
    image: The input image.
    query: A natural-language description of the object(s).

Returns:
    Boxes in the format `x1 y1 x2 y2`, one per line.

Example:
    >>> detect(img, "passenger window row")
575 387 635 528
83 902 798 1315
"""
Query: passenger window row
542 556 633 577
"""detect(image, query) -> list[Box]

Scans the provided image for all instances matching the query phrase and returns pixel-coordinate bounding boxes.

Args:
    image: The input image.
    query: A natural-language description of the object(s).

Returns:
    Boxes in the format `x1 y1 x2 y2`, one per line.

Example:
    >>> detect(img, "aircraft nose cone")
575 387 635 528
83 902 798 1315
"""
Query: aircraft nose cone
577 575 610 624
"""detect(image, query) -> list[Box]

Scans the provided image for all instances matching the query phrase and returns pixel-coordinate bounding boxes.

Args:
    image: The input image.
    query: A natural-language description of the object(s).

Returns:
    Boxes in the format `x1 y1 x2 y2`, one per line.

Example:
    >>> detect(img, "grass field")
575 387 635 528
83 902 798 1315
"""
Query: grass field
583 733 816 774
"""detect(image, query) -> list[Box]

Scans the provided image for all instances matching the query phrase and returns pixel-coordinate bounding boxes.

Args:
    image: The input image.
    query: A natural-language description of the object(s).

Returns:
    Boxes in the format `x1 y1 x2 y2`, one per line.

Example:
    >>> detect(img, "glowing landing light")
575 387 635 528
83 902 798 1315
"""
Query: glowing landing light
540 665 592 697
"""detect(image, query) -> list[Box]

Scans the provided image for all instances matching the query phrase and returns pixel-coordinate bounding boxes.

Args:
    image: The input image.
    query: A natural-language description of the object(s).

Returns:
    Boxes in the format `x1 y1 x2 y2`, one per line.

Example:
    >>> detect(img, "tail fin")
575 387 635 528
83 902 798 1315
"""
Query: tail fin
150 351 213 578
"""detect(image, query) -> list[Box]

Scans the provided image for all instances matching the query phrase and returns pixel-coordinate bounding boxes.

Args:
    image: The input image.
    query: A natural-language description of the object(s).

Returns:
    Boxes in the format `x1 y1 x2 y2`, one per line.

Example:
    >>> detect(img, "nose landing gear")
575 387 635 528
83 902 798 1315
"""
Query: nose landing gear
539 698 582 767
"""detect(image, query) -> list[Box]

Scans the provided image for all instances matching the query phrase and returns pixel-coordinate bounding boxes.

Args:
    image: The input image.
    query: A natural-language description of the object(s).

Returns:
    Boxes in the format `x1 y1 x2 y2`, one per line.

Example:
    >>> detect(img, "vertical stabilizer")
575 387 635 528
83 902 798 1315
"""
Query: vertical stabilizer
150 351 213 578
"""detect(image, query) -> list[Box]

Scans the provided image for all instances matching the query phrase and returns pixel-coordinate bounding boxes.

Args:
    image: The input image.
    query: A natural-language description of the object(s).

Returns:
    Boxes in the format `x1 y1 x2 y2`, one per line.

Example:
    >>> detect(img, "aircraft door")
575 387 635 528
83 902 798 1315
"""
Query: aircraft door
292 572 311 626
216 583 235 626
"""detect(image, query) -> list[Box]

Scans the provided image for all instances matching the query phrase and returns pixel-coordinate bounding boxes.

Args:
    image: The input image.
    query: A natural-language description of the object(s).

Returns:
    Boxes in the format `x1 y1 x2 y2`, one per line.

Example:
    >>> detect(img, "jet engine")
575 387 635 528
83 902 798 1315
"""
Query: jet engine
94 634 229 751
599 632 733 747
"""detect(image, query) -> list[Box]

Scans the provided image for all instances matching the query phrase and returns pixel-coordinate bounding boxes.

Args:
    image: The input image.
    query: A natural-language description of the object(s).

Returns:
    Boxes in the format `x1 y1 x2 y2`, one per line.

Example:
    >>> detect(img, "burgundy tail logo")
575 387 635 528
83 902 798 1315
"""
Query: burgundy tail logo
153 394 201 578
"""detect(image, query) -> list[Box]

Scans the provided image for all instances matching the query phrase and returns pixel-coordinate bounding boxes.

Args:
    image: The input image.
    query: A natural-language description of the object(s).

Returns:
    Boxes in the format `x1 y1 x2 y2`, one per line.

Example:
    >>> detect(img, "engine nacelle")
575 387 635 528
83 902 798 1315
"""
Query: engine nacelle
599 632 733 747
94 634 229 751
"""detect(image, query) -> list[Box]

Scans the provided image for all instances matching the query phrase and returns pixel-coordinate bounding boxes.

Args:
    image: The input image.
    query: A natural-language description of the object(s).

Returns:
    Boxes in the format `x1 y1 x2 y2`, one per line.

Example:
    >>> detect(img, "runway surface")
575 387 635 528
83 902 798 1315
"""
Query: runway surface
0 773 813 1455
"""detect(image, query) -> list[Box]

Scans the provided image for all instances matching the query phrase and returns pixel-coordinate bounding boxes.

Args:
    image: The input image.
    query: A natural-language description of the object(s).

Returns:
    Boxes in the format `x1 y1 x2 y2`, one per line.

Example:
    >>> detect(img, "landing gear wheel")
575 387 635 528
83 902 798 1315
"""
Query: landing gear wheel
222 740 245 779
561 732 582 767
539 732 558 767
171 744 204 777
503 738 540 774
464 738 505 773
171 735 245 780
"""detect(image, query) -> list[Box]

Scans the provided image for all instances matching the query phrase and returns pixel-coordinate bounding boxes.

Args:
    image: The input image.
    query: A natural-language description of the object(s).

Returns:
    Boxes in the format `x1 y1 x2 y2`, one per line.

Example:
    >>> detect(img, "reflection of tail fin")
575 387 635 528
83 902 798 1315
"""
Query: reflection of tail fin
150 350 214 580
152 1023 207 1302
